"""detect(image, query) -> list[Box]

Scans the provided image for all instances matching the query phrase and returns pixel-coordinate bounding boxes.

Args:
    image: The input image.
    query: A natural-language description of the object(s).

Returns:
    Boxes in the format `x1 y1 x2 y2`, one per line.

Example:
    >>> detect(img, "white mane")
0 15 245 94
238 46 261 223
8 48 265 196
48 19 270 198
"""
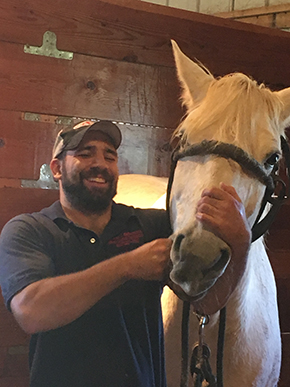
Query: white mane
177 73 284 161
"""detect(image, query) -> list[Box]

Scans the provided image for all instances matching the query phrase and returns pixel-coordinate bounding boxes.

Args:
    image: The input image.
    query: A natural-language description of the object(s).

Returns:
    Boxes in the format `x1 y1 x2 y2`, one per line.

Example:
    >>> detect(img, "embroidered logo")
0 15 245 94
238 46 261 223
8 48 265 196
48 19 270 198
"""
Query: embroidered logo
108 230 144 247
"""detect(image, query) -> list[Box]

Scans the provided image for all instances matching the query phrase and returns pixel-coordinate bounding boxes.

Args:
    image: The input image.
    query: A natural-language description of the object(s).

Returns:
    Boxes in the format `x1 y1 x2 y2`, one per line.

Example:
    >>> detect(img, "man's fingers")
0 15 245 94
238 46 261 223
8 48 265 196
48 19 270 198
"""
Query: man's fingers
200 183 242 204
219 182 242 202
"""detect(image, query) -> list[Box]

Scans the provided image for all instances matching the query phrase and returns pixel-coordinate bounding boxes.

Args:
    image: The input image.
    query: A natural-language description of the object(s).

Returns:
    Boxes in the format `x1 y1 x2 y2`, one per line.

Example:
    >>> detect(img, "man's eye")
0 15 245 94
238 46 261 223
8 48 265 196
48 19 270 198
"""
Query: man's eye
78 152 91 158
105 156 116 161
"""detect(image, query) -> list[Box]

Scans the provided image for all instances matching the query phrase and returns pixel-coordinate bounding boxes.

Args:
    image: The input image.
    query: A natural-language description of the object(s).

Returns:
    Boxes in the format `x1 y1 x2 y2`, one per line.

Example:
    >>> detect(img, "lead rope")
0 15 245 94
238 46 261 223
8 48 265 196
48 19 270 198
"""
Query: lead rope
216 307 226 387
180 305 226 387
180 301 190 387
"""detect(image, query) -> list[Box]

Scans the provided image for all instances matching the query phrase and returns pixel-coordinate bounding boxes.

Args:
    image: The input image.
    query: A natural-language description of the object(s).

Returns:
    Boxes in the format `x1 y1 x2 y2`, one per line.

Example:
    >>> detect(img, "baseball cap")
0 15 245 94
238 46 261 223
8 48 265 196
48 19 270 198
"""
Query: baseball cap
52 120 122 159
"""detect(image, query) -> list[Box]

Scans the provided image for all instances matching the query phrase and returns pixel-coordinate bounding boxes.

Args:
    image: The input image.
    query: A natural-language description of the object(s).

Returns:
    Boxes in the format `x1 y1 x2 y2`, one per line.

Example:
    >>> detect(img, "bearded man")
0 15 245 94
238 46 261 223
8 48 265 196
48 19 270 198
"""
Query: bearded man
0 120 250 387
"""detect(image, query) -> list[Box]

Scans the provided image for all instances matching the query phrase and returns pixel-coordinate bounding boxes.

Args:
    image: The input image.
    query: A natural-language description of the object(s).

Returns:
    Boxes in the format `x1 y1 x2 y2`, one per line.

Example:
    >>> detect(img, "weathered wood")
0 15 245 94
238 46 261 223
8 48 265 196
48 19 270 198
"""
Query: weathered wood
0 41 181 127
1 0 290 88
0 187 58 231
0 111 57 180
216 3 290 19
118 125 174 176
0 110 174 181
216 4 290 31
233 14 274 28
276 13 290 30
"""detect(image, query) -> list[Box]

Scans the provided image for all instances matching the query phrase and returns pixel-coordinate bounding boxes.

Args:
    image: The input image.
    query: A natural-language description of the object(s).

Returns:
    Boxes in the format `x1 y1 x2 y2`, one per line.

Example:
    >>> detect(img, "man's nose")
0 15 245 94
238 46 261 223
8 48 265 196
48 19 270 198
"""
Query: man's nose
90 153 107 167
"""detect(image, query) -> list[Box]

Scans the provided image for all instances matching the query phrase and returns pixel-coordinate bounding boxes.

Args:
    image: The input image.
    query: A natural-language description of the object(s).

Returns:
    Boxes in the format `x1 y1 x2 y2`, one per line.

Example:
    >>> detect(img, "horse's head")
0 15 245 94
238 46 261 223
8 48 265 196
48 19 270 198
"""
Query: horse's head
169 40 290 299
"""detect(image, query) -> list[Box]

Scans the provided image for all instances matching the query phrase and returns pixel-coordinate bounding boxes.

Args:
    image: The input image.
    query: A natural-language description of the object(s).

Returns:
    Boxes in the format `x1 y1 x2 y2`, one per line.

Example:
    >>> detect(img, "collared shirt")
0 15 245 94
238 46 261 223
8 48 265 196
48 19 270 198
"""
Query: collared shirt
0 201 171 387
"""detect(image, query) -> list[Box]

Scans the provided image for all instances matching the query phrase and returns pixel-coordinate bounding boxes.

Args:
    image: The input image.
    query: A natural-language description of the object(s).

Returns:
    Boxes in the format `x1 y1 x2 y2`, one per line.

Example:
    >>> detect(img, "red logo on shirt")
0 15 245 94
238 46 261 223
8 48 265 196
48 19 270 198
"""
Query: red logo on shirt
108 230 144 247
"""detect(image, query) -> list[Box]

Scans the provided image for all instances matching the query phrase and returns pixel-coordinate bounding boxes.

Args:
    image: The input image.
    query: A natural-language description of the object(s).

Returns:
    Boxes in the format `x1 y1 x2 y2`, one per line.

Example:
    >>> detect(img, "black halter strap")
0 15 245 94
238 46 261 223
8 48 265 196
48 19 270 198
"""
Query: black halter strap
251 136 290 241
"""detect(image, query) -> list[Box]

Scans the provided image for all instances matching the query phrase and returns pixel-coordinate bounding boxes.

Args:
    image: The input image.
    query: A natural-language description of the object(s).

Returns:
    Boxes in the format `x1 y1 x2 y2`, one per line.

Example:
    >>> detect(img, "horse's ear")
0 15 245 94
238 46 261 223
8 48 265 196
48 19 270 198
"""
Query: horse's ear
171 40 214 110
276 88 290 129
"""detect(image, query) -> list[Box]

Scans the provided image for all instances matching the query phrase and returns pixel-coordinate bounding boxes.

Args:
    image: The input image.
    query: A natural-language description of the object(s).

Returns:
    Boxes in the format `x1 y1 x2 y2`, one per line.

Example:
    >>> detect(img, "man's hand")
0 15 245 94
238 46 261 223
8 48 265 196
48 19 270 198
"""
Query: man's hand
196 182 251 253
127 238 173 282
171 183 251 315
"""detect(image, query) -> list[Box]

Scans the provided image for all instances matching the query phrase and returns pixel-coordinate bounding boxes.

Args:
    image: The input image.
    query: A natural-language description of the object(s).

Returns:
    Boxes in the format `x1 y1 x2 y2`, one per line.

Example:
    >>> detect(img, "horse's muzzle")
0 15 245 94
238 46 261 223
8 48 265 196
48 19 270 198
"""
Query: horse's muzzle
169 229 231 297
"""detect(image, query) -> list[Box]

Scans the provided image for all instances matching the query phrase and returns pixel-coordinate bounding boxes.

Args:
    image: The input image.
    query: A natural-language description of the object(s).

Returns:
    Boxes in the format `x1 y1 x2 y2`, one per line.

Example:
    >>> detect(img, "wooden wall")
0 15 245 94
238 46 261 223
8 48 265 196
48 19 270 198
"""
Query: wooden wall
217 3 290 32
1 0 290 385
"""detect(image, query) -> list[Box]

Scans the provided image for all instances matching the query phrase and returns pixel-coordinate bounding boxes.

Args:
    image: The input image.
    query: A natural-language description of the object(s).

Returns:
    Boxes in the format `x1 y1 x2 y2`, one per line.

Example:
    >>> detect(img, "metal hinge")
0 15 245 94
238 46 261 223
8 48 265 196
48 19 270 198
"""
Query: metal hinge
21 164 59 190
24 31 73 60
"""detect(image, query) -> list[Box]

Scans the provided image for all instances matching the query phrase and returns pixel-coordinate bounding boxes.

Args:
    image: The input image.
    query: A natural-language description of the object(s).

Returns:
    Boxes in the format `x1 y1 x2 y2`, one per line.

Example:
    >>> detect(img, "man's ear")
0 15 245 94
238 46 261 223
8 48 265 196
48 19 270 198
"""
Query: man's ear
50 158 62 182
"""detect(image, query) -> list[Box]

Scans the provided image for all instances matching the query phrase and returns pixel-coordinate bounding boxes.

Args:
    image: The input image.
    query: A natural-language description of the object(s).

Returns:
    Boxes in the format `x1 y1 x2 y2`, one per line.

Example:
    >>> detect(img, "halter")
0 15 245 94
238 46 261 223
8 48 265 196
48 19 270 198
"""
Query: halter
167 138 289 242
166 137 290 387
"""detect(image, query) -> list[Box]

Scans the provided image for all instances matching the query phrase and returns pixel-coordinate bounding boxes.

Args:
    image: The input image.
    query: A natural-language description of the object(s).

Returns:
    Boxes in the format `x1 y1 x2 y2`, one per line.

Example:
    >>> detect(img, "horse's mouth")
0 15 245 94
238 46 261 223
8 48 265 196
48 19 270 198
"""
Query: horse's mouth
170 249 230 297
202 249 230 279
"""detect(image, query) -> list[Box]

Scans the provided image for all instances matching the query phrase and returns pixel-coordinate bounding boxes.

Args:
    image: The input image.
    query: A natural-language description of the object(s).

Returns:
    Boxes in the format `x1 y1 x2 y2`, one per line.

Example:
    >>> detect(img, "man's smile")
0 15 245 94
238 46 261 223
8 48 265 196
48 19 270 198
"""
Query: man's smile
84 175 109 189
87 176 107 184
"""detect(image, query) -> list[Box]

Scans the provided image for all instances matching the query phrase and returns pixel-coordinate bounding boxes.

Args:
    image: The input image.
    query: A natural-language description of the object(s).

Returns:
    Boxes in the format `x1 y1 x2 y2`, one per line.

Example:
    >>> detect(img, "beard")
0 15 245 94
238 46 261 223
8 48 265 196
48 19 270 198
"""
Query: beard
61 165 118 215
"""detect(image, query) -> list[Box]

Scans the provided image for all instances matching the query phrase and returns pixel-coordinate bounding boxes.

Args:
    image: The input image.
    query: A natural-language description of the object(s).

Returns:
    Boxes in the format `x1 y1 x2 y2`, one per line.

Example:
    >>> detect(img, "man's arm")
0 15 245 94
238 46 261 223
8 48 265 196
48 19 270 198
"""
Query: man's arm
11 238 172 334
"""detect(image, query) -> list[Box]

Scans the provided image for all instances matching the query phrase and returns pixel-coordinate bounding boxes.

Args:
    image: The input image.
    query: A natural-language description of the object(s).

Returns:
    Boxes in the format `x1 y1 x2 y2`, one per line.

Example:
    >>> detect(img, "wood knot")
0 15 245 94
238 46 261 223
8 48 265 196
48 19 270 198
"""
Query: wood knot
86 81 96 90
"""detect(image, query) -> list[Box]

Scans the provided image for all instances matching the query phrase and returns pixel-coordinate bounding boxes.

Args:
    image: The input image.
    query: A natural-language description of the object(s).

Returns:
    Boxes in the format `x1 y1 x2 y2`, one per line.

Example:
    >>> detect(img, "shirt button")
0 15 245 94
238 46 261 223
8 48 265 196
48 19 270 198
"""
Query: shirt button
90 238 96 244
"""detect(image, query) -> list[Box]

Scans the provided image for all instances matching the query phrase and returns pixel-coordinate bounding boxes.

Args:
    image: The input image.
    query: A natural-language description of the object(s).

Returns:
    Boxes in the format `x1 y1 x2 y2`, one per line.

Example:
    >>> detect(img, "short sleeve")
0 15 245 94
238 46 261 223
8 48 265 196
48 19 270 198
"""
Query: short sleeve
134 208 172 241
0 215 55 310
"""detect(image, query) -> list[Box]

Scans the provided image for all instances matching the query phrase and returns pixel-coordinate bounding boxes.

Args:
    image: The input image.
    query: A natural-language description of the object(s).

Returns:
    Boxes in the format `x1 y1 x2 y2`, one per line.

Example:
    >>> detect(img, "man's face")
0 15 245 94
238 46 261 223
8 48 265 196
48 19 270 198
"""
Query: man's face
59 131 119 214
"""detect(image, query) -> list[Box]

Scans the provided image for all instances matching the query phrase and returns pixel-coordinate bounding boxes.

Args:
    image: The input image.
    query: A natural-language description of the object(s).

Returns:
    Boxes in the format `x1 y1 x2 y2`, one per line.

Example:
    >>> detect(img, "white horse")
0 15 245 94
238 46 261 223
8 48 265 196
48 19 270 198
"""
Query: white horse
115 40 290 387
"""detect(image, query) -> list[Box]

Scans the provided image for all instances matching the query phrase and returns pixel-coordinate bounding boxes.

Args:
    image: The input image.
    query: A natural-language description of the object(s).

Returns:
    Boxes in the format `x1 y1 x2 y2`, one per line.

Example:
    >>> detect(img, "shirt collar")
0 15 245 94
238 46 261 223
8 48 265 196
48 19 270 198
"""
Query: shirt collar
40 200 137 225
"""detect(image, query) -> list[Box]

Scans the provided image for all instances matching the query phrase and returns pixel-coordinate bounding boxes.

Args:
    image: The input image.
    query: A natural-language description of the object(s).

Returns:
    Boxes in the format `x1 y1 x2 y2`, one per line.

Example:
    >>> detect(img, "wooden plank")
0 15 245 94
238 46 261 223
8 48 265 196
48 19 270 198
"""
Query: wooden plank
0 111 57 180
118 125 174 177
0 295 29 347
269 250 290 279
267 229 290 252
0 110 174 180
233 14 274 28
0 187 59 231
0 41 181 128
216 3 290 18
1 0 290 88
276 12 290 30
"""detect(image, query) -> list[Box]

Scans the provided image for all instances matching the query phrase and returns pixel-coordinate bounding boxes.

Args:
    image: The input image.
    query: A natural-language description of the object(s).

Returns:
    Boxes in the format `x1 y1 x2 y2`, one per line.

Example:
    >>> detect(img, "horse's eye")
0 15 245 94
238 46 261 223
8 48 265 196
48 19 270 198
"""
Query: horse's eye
264 153 280 168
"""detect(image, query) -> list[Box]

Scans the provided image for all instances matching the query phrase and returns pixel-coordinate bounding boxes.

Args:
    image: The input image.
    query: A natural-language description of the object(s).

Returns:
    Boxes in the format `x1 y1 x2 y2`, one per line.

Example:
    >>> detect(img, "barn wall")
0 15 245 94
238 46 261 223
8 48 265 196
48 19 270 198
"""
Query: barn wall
216 3 290 32
0 0 290 386
141 0 290 31
141 0 290 19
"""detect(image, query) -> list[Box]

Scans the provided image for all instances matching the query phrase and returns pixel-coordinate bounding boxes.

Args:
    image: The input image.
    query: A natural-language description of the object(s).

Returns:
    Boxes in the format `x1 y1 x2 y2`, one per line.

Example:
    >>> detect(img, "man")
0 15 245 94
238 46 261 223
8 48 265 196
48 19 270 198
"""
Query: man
0 120 250 386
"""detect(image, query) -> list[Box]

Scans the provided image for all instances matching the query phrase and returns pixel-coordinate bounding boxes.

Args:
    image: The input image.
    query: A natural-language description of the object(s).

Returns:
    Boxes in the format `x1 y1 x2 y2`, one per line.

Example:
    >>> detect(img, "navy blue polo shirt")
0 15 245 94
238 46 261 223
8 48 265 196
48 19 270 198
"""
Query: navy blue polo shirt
0 201 171 387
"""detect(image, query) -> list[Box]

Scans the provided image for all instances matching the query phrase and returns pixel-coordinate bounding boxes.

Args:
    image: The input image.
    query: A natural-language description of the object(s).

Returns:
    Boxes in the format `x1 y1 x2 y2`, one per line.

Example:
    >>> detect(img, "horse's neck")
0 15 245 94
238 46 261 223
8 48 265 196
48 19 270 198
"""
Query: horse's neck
226 238 274 324
163 240 281 387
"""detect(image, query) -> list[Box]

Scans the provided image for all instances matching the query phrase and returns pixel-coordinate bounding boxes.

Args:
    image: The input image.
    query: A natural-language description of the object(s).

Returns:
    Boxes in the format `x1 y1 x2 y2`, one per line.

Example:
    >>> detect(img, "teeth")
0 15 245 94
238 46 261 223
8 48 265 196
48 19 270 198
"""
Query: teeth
88 177 106 183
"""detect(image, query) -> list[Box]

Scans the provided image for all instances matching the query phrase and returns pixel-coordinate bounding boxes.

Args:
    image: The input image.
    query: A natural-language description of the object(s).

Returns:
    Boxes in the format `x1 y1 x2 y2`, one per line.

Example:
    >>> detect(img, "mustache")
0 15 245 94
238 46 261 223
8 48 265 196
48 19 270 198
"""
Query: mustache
80 167 114 182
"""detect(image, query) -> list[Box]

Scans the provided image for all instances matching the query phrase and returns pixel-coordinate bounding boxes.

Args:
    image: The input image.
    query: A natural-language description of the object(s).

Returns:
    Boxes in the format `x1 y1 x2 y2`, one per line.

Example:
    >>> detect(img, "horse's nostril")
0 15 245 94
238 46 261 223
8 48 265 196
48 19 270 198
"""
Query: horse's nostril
173 234 185 253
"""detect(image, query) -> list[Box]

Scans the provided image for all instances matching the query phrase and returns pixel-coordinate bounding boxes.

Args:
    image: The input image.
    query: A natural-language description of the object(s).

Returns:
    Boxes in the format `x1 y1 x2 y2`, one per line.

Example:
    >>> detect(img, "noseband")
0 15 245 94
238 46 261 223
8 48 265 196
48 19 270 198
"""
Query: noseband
166 137 290 387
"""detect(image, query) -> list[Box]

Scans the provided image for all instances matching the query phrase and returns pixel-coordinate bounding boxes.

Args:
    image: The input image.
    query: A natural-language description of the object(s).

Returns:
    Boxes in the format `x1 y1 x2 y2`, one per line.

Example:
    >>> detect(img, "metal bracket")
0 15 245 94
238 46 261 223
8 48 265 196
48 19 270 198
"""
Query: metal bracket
24 31 73 60
22 112 74 126
21 164 59 190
